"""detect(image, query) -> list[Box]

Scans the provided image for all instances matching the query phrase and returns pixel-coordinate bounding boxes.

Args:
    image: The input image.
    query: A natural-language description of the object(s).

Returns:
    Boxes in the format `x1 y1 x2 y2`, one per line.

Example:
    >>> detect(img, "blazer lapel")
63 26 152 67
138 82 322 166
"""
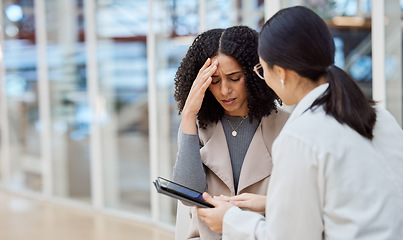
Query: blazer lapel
200 121 235 193
237 122 272 193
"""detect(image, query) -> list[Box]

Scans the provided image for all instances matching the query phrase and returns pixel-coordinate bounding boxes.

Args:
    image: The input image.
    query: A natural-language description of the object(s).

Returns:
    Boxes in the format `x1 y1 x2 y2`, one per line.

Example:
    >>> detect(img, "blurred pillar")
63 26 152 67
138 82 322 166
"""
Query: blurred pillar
265 0 281 21
385 0 402 126
372 0 386 107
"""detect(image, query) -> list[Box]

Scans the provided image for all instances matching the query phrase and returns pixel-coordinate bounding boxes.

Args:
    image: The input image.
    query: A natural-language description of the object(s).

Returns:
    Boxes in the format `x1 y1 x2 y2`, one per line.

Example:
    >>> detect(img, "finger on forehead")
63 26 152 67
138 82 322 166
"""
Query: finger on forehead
199 65 216 80
200 58 211 71
207 64 217 74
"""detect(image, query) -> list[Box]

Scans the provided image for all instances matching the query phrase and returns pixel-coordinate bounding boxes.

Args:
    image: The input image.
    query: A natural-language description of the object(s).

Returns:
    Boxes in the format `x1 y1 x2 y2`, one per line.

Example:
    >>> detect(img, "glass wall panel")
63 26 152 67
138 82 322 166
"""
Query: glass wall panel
298 0 373 98
169 0 198 36
0 0 4 183
43 0 91 202
206 0 234 29
2 0 42 192
152 0 198 225
291 0 403 124
206 0 265 30
94 0 150 216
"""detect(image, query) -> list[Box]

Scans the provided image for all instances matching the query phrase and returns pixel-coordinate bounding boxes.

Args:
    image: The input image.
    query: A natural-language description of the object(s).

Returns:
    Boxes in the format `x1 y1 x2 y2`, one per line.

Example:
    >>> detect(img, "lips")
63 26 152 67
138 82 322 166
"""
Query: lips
222 98 236 105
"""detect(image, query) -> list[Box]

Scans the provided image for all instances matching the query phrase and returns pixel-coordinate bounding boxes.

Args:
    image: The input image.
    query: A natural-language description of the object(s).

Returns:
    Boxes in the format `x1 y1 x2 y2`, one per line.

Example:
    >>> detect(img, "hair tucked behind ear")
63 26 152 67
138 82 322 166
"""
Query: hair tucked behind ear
259 6 376 139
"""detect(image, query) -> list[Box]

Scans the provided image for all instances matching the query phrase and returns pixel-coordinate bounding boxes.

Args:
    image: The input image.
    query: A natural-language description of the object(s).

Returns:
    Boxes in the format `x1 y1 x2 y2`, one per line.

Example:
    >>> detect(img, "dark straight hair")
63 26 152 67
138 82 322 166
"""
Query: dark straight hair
259 6 376 139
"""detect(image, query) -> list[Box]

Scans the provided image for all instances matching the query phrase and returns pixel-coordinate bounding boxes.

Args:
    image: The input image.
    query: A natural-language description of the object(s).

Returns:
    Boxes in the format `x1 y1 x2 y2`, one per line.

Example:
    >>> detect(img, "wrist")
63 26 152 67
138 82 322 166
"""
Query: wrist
181 113 198 134
181 110 197 122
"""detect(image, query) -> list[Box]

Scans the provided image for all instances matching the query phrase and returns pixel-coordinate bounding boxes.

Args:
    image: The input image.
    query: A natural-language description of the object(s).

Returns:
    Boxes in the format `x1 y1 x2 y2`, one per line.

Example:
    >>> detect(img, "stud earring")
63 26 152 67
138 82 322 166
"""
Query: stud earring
280 79 284 89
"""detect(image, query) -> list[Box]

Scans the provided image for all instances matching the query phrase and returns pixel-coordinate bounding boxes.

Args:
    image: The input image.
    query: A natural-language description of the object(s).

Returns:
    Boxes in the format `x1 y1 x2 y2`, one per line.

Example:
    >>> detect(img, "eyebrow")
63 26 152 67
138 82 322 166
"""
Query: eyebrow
212 71 242 77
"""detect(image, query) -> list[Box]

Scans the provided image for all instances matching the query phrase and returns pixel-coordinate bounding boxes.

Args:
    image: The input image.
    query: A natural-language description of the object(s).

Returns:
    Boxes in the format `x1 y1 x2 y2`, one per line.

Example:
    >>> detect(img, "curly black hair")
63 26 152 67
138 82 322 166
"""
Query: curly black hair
174 26 281 129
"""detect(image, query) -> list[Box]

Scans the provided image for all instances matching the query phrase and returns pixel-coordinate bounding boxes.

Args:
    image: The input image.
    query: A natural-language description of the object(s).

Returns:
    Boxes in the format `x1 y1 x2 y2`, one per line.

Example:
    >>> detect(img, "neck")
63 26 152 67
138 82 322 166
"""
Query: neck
295 75 328 104
224 110 249 117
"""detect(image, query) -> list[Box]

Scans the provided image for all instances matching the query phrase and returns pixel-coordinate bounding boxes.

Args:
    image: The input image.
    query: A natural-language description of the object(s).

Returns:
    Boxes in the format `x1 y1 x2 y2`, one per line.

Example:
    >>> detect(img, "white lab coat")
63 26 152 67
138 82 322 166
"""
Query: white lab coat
222 83 403 240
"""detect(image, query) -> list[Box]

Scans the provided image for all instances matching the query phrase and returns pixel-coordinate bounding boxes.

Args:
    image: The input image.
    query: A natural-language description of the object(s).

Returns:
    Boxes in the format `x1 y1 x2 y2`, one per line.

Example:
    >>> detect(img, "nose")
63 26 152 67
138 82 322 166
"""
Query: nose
220 80 231 96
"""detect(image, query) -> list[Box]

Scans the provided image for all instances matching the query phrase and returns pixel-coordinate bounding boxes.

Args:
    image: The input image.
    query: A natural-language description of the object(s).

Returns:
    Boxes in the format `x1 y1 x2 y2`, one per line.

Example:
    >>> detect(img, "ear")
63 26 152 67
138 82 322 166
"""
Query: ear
272 65 286 81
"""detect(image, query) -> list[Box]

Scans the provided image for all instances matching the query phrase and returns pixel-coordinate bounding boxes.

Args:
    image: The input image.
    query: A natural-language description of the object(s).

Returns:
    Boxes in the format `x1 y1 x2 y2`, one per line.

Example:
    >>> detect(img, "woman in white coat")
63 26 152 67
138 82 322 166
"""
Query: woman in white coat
197 6 403 240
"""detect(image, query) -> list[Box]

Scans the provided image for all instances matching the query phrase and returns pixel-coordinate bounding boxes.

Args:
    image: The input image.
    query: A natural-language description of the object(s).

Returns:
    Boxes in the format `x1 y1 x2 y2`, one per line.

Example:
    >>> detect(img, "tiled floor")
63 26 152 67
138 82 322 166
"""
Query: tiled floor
0 191 175 240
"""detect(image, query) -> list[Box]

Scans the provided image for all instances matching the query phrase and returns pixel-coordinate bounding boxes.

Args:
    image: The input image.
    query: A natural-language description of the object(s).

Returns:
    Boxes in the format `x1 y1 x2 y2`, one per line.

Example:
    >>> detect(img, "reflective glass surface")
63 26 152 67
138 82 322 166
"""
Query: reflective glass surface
153 0 198 225
44 0 91 202
2 0 42 192
95 0 151 216
300 0 373 96
206 0 265 30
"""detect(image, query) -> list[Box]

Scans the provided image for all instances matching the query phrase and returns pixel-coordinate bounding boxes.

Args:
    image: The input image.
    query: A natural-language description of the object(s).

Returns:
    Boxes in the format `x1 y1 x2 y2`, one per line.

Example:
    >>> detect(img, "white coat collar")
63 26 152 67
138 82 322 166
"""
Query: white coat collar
284 83 329 127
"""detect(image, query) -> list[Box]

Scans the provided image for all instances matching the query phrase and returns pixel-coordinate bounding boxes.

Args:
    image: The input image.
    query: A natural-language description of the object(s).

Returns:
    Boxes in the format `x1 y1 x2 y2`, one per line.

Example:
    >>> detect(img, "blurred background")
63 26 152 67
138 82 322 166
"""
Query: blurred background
0 0 402 234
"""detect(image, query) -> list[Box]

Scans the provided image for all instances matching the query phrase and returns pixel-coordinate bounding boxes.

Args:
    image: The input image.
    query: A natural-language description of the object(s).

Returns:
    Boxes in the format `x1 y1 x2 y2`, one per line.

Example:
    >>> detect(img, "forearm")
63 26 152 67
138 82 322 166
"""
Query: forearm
172 127 207 192
222 207 266 240
180 111 198 134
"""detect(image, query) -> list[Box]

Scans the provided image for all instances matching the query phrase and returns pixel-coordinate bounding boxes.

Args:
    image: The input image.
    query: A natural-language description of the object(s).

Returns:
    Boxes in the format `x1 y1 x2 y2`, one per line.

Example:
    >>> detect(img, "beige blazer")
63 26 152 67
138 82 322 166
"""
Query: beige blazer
183 109 289 240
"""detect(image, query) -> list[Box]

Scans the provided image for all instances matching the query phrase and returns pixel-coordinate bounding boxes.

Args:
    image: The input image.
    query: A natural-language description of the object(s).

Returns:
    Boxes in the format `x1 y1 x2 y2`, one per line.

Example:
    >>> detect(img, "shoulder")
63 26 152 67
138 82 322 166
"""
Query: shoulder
374 106 401 127
259 108 290 150
279 107 364 158
373 106 403 146
198 121 219 145
261 108 290 133
262 107 290 124
284 106 335 135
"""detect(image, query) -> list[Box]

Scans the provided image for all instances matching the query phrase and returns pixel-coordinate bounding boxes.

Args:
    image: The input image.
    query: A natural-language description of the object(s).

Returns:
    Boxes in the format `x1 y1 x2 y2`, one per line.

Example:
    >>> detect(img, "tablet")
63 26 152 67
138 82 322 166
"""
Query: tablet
153 177 214 208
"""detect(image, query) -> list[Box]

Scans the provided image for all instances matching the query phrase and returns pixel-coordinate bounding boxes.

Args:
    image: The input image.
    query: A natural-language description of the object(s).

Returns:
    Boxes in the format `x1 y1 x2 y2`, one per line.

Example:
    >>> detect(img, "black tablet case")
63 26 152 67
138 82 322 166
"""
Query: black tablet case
153 177 213 208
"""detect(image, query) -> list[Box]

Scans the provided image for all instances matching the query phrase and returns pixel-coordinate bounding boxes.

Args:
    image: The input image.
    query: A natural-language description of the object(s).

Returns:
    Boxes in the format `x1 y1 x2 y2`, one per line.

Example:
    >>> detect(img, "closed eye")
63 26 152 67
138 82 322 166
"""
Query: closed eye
227 71 243 82
211 77 220 84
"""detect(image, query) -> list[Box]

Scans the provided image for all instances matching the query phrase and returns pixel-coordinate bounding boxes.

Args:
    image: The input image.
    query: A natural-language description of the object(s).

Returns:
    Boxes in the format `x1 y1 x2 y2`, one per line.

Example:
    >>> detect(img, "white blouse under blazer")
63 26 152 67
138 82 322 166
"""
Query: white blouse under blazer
222 83 403 240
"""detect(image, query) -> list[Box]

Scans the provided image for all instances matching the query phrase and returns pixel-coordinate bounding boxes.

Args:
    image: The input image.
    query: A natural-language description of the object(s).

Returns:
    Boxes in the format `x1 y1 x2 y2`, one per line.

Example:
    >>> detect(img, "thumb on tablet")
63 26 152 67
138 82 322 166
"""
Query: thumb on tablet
202 192 220 207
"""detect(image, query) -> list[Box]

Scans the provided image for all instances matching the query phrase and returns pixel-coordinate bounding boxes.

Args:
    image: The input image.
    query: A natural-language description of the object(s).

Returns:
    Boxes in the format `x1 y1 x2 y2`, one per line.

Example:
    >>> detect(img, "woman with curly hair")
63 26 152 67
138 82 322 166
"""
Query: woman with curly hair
172 26 289 239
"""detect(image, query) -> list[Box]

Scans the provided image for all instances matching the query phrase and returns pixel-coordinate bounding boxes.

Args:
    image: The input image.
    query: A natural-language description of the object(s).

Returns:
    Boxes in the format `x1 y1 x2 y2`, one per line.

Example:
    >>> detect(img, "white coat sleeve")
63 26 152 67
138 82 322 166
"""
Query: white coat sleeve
222 133 324 240
222 207 267 240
